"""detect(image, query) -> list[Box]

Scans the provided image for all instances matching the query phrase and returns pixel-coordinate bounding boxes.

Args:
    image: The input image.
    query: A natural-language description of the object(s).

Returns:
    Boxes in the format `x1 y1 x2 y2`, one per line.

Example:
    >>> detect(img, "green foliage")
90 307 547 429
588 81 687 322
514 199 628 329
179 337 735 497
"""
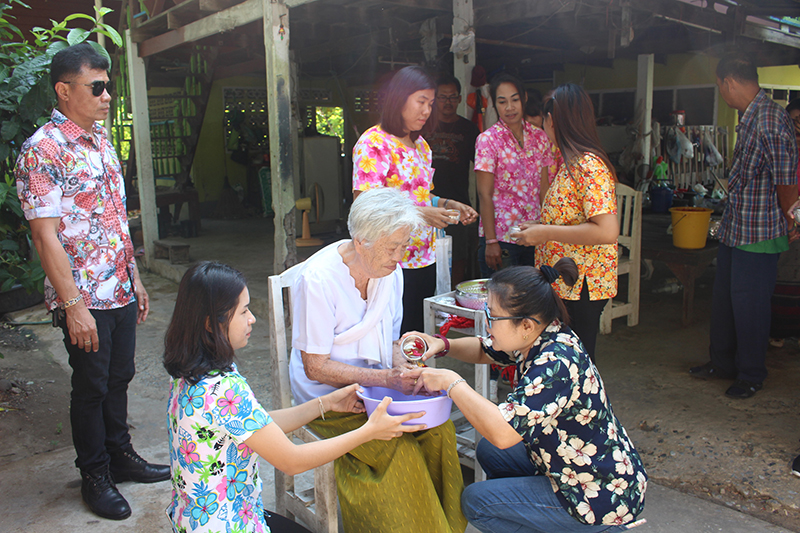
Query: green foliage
0 1 120 294
315 106 345 149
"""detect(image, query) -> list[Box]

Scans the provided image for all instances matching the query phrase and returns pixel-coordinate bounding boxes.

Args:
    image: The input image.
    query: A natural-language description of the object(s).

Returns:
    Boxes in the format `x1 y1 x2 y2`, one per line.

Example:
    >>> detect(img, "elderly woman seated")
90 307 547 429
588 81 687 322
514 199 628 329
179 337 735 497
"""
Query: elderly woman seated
289 187 467 533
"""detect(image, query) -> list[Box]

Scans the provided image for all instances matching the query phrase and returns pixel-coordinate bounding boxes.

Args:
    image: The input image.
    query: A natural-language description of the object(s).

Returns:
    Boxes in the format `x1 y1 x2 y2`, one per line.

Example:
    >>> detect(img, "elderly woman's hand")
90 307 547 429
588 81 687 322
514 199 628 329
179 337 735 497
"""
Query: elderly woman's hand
323 383 367 414
419 206 451 229
386 365 423 395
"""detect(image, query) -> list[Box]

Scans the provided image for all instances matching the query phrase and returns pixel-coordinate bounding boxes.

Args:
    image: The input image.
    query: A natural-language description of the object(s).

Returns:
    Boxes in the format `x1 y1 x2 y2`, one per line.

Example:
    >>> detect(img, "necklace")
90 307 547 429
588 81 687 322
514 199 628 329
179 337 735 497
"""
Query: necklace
510 125 524 148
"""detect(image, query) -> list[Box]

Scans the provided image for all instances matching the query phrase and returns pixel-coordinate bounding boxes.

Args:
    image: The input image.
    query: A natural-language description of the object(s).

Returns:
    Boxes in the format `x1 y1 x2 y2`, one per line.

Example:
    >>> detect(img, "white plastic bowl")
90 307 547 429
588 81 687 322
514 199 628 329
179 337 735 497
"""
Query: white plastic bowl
356 386 453 428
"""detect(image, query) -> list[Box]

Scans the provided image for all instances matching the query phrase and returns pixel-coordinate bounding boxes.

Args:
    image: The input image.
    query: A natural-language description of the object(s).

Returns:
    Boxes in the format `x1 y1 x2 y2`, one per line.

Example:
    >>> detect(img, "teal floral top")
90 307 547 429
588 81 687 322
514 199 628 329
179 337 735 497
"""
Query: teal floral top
167 365 272 532
483 320 647 527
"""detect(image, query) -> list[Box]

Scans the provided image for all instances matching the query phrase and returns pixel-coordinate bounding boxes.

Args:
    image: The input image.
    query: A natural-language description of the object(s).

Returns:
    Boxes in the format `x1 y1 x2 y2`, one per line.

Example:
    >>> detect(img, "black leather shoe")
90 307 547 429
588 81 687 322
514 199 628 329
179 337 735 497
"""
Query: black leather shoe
792 454 800 478
110 447 171 484
689 362 735 380
725 379 763 399
81 466 131 520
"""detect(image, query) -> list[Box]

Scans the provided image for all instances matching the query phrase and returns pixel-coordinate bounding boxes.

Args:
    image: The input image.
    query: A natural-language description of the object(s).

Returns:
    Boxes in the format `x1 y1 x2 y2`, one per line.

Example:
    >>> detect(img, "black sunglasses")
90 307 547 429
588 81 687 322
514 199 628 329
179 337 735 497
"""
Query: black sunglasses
483 302 541 325
61 80 113 97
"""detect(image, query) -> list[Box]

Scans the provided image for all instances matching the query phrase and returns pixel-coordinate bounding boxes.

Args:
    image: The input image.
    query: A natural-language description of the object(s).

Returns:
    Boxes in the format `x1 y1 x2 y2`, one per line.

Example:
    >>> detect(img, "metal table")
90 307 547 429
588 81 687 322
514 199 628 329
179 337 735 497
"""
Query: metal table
423 292 490 482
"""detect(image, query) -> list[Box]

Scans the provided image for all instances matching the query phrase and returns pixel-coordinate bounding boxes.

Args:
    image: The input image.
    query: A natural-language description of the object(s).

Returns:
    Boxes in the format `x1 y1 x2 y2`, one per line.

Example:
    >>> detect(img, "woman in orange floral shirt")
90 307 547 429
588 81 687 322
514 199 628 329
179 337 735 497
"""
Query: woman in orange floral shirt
513 84 618 362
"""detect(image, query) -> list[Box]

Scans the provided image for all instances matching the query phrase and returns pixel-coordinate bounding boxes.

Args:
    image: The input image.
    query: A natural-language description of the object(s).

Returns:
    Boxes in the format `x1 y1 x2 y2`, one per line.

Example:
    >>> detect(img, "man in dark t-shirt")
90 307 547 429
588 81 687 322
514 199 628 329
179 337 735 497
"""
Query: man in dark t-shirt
425 75 481 285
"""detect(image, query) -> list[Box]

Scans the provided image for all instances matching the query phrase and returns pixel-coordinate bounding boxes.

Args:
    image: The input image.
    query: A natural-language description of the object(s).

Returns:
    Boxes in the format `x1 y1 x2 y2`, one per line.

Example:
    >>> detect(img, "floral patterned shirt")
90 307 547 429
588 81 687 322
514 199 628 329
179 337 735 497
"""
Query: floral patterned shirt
474 120 555 242
484 321 647 527
14 109 136 311
352 125 435 269
536 153 617 301
167 366 272 533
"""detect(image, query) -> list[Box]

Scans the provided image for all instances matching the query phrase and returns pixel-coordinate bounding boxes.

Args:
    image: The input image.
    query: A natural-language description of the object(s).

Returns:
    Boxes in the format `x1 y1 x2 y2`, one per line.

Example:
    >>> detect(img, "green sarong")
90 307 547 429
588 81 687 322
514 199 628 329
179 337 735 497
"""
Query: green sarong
309 412 467 533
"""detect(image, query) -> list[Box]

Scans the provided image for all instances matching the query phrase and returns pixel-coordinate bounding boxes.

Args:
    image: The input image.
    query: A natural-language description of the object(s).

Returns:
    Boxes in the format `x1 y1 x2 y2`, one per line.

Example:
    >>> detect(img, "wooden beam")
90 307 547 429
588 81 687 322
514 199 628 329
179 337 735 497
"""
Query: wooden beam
125 30 159 268
742 23 800 50
475 0 576 27
167 11 194 29
263 0 298 273
382 0 450 11
139 0 262 56
198 0 241 11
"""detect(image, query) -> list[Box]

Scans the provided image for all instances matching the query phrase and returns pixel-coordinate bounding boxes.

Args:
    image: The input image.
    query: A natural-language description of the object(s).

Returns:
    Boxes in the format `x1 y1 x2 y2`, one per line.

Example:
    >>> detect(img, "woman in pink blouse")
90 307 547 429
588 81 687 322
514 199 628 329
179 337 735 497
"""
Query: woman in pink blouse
475 73 555 278
352 66 477 332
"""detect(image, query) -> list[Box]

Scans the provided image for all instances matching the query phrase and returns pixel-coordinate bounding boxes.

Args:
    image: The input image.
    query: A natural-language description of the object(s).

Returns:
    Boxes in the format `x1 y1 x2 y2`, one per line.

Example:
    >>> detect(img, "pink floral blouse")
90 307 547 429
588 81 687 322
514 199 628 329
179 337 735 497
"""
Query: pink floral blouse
474 120 555 242
352 125 435 269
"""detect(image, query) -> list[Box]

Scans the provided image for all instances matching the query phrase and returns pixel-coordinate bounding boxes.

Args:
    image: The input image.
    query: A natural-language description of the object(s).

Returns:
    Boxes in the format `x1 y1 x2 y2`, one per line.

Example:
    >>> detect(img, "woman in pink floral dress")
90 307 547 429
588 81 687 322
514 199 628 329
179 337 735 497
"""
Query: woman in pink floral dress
514 83 619 362
475 73 555 278
352 66 477 332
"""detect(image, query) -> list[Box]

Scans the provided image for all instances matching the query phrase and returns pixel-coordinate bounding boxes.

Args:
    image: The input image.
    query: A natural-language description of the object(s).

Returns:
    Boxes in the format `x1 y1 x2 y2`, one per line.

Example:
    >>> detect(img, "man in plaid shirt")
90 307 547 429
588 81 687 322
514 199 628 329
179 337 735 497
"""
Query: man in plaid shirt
690 54 799 399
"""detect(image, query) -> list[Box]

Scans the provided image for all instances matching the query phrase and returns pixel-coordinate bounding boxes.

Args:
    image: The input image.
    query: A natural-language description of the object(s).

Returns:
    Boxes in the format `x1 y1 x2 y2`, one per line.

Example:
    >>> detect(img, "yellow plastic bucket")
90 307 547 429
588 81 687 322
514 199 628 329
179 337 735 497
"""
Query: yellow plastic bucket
669 207 713 249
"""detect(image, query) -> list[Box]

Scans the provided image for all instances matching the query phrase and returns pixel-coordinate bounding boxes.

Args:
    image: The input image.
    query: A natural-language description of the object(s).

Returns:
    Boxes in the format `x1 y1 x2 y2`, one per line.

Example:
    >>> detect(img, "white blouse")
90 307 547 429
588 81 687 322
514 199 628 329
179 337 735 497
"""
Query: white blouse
289 240 403 404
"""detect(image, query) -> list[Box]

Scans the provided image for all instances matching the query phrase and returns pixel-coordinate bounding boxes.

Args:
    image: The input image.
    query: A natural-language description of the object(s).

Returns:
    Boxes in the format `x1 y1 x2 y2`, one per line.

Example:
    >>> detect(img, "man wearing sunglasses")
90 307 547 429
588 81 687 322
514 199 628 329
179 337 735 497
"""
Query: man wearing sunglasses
424 75 480 287
15 43 168 521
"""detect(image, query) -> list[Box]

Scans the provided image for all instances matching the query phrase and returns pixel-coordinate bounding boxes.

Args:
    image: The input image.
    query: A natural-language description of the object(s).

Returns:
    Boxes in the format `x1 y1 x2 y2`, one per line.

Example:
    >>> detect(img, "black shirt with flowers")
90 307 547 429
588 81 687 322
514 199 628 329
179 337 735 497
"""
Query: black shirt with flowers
482 320 647 527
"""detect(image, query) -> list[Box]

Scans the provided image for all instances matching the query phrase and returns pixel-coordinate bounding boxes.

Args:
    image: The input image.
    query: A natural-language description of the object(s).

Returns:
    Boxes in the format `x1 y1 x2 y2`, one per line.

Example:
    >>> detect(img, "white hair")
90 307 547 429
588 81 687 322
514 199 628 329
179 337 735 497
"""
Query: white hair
348 188 423 244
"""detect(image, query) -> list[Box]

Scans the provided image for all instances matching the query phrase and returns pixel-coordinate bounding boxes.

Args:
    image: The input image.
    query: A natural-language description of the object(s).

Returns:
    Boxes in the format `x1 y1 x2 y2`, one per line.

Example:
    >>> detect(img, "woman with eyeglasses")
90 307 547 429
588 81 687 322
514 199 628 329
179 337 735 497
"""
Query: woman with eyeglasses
403 260 647 533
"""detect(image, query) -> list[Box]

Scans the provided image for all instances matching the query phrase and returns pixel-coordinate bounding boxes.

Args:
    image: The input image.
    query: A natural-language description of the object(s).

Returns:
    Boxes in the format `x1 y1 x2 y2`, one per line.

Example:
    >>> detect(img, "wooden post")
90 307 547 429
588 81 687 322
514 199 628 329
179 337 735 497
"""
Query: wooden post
636 53 654 185
125 30 158 267
263 0 297 274
452 0 474 118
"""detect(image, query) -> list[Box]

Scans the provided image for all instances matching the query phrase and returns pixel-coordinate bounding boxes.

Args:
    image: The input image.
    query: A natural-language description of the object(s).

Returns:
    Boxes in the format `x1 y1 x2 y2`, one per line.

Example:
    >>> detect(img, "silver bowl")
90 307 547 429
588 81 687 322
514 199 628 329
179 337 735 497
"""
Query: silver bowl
455 279 489 310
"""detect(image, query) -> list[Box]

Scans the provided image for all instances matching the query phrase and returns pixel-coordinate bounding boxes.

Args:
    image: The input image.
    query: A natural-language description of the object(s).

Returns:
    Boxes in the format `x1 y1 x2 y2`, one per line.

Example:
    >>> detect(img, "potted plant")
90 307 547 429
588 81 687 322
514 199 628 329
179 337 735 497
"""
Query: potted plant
0 1 122 313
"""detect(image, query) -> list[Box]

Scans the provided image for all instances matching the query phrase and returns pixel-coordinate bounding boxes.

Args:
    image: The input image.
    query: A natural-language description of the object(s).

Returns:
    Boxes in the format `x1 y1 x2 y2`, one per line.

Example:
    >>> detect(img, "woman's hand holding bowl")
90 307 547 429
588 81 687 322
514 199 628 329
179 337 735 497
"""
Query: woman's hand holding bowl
324 383 367 414
447 200 478 225
363 396 427 440
400 331 443 362
514 223 549 247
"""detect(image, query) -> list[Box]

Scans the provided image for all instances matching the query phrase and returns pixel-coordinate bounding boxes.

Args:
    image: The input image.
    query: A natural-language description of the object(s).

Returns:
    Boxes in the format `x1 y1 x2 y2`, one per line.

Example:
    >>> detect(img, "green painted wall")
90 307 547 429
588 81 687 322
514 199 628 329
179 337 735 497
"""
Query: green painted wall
193 75 264 203
759 64 800 87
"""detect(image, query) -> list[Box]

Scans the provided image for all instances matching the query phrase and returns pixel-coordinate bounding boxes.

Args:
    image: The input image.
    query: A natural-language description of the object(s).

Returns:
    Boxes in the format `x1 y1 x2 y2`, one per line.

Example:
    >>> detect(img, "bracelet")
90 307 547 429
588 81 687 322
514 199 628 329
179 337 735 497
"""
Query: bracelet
62 295 82 309
433 334 450 358
447 378 466 398
431 195 440 207
443 198 450 209
485 239 499 245
318 397 326 420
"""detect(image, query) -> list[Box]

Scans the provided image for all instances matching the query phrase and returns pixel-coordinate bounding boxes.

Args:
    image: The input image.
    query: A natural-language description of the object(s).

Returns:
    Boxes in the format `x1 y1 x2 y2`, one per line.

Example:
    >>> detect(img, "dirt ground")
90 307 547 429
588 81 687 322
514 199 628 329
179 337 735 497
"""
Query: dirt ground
1 263 799 531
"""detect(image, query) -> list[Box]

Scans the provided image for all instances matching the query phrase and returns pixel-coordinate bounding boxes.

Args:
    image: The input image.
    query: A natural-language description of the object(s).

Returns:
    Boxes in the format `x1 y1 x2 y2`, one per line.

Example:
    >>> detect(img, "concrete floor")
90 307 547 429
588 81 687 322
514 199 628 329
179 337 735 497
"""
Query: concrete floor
1 217 799 532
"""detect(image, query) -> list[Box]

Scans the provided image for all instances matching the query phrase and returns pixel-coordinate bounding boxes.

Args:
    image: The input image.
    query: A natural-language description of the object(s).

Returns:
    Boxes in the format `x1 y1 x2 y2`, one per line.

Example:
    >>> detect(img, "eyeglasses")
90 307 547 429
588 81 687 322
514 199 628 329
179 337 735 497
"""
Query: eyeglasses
60 80 113 97
483 302 540 325
436 95 460 103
